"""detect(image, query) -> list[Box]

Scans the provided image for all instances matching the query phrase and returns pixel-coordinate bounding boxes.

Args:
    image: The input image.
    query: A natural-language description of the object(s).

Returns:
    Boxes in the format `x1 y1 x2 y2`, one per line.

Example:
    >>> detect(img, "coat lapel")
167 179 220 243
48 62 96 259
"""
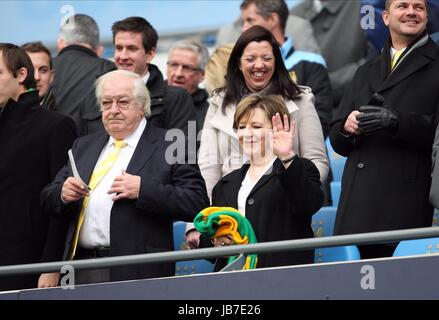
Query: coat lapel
380 44 436 92
220 165 249 207
247 160 278 198
126 122 158 175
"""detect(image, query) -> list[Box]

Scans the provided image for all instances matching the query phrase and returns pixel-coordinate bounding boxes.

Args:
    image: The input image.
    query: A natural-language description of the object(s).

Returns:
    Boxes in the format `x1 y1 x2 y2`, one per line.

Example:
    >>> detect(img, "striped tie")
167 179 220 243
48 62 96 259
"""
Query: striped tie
69 140 127 259
391 49 404 70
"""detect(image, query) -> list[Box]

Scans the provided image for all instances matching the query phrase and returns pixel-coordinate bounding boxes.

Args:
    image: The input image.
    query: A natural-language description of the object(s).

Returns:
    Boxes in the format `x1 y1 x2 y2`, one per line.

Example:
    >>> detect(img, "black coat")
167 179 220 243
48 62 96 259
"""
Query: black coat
51 45 116 128
41 122 209 282
210 157 323 268
329 35 439 235
292 61 334 137
0 91 76 290
192 88 209 134
79 64 197 138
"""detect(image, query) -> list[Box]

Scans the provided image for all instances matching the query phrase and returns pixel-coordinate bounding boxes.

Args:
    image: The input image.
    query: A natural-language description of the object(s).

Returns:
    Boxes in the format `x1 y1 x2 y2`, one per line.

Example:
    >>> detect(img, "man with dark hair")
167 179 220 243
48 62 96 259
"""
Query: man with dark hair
329 0 439 258
52 14 116 128
239 0 333 136
80 16 197 139
21 41 56 110
0 43 76 291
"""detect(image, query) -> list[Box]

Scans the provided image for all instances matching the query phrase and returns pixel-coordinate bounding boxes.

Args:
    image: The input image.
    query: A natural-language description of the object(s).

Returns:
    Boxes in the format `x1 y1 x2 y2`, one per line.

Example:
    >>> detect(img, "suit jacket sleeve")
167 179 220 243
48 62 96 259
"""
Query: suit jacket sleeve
278 157 324 217
329 69 363 157
41 139 81 217
136 163 209 222
41 116 77 262
392 101 438 150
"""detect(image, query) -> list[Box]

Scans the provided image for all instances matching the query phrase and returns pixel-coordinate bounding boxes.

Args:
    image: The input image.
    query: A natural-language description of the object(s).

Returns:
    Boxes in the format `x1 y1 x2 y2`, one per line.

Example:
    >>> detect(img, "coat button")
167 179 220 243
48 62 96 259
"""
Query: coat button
357 163 365 169
248 198 255 206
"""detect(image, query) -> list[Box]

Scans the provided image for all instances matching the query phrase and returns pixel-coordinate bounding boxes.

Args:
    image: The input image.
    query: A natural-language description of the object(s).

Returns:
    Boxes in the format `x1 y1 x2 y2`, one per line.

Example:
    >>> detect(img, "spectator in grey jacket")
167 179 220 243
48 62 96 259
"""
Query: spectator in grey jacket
52 14 116 129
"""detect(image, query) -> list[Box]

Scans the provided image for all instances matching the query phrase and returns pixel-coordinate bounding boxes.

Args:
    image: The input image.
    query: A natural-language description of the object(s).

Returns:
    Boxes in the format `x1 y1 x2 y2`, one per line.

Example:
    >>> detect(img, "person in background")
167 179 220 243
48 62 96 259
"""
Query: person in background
240 0 333 137
52 14 116 129
329 0 439 259
80 16 197 139
0 44 76 291
291 0 368 105
21 41 55 110
166 40 210 133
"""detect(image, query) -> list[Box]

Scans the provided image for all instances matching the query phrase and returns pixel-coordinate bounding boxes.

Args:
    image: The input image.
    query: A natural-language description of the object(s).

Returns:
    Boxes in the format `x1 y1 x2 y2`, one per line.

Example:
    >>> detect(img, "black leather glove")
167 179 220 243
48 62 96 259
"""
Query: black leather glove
356 105 399 135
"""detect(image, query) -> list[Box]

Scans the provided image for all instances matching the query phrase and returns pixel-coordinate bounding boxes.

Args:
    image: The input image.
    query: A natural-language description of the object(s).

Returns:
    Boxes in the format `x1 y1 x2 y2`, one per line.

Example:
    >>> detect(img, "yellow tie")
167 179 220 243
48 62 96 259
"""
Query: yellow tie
391 49 404 70
69 140 127 259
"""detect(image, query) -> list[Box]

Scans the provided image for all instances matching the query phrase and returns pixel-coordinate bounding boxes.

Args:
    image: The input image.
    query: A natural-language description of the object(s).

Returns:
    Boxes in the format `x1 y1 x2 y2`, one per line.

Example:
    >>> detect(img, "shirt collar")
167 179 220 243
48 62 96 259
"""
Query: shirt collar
108 117 147 149
142 72 150 84
281 37 294 60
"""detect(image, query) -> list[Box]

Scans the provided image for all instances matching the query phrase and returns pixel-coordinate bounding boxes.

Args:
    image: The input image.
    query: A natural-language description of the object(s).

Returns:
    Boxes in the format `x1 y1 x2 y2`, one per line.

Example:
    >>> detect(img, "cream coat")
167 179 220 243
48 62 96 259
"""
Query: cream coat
198 87 329 198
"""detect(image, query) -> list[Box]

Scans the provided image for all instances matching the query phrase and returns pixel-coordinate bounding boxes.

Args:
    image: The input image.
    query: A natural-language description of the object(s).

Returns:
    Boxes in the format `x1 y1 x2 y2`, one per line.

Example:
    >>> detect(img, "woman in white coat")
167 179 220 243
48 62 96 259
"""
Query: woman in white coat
198 26 328 198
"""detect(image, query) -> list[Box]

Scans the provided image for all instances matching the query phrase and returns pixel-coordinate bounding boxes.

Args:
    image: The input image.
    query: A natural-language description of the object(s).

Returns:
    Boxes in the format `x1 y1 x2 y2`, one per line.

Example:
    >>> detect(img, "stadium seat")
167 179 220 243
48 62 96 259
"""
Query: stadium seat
173 221 215 276
325 138 346 182
392 237 439 257
312 206 337 238
314 245 361 263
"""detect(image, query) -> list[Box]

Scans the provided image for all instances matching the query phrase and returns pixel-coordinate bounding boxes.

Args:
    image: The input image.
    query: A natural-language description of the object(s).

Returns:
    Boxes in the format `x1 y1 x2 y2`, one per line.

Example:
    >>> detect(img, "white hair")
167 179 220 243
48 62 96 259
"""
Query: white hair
95 70 151 117
169 40 210 70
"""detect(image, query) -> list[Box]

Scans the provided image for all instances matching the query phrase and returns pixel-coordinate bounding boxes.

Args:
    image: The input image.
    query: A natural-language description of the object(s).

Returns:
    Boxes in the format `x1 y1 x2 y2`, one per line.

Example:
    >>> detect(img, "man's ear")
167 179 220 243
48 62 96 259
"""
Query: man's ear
146 48 156 64
382 10 390 27
95 45 104 57
268 13 279 31
49 69 55 85
57 37 65 52
17 67 28 85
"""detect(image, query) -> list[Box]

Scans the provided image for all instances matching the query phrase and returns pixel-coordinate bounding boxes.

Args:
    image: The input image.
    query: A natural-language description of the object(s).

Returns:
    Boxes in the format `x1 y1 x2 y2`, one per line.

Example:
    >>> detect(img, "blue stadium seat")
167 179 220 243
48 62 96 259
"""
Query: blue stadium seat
393 237 439 257
314 246 361 263
173 221 214 276
330 181 341 207
312 206 337 237
325 138 346 182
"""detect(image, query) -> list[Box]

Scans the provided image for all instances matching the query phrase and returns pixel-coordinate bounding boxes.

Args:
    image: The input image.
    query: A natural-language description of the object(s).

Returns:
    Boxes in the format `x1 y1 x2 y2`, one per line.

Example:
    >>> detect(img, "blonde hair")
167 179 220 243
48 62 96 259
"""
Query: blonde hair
204 43 234 96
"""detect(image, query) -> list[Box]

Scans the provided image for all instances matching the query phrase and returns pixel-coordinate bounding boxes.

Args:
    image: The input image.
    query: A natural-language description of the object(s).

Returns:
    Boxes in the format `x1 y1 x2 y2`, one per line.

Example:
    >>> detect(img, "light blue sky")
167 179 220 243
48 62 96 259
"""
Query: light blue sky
0 0 302 47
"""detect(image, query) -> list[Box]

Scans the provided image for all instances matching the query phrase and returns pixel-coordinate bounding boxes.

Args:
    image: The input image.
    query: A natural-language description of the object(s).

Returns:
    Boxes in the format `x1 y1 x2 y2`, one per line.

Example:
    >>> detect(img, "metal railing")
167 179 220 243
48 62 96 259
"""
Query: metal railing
0 226 439 277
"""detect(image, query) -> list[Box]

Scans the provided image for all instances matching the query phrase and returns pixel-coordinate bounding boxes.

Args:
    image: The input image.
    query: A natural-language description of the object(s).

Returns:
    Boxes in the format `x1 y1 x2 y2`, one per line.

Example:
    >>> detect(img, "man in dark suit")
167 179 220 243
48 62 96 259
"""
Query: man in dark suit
0 44 76 291
329 0 439 258
41 70 209 284
79 17 197 141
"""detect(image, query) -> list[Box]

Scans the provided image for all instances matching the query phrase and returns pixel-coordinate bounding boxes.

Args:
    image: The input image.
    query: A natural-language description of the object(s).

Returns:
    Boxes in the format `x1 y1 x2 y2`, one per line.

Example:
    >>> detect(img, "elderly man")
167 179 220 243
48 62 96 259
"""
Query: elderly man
329 0 439 258
21 41 56 110
0 44 76 291
41 70 209 284
167 40 210 132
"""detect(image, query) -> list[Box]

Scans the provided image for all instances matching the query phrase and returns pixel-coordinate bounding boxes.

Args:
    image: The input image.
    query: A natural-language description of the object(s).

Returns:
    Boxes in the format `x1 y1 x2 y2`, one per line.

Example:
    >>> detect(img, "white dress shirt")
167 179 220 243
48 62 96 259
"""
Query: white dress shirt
237 157 276 216
79 118 146 248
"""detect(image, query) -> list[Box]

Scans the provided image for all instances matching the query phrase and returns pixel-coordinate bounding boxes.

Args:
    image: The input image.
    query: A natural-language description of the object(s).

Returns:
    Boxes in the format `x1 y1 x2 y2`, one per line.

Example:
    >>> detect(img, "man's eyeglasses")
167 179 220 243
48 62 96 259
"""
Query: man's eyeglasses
101 96 133 111
167 61 202 74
